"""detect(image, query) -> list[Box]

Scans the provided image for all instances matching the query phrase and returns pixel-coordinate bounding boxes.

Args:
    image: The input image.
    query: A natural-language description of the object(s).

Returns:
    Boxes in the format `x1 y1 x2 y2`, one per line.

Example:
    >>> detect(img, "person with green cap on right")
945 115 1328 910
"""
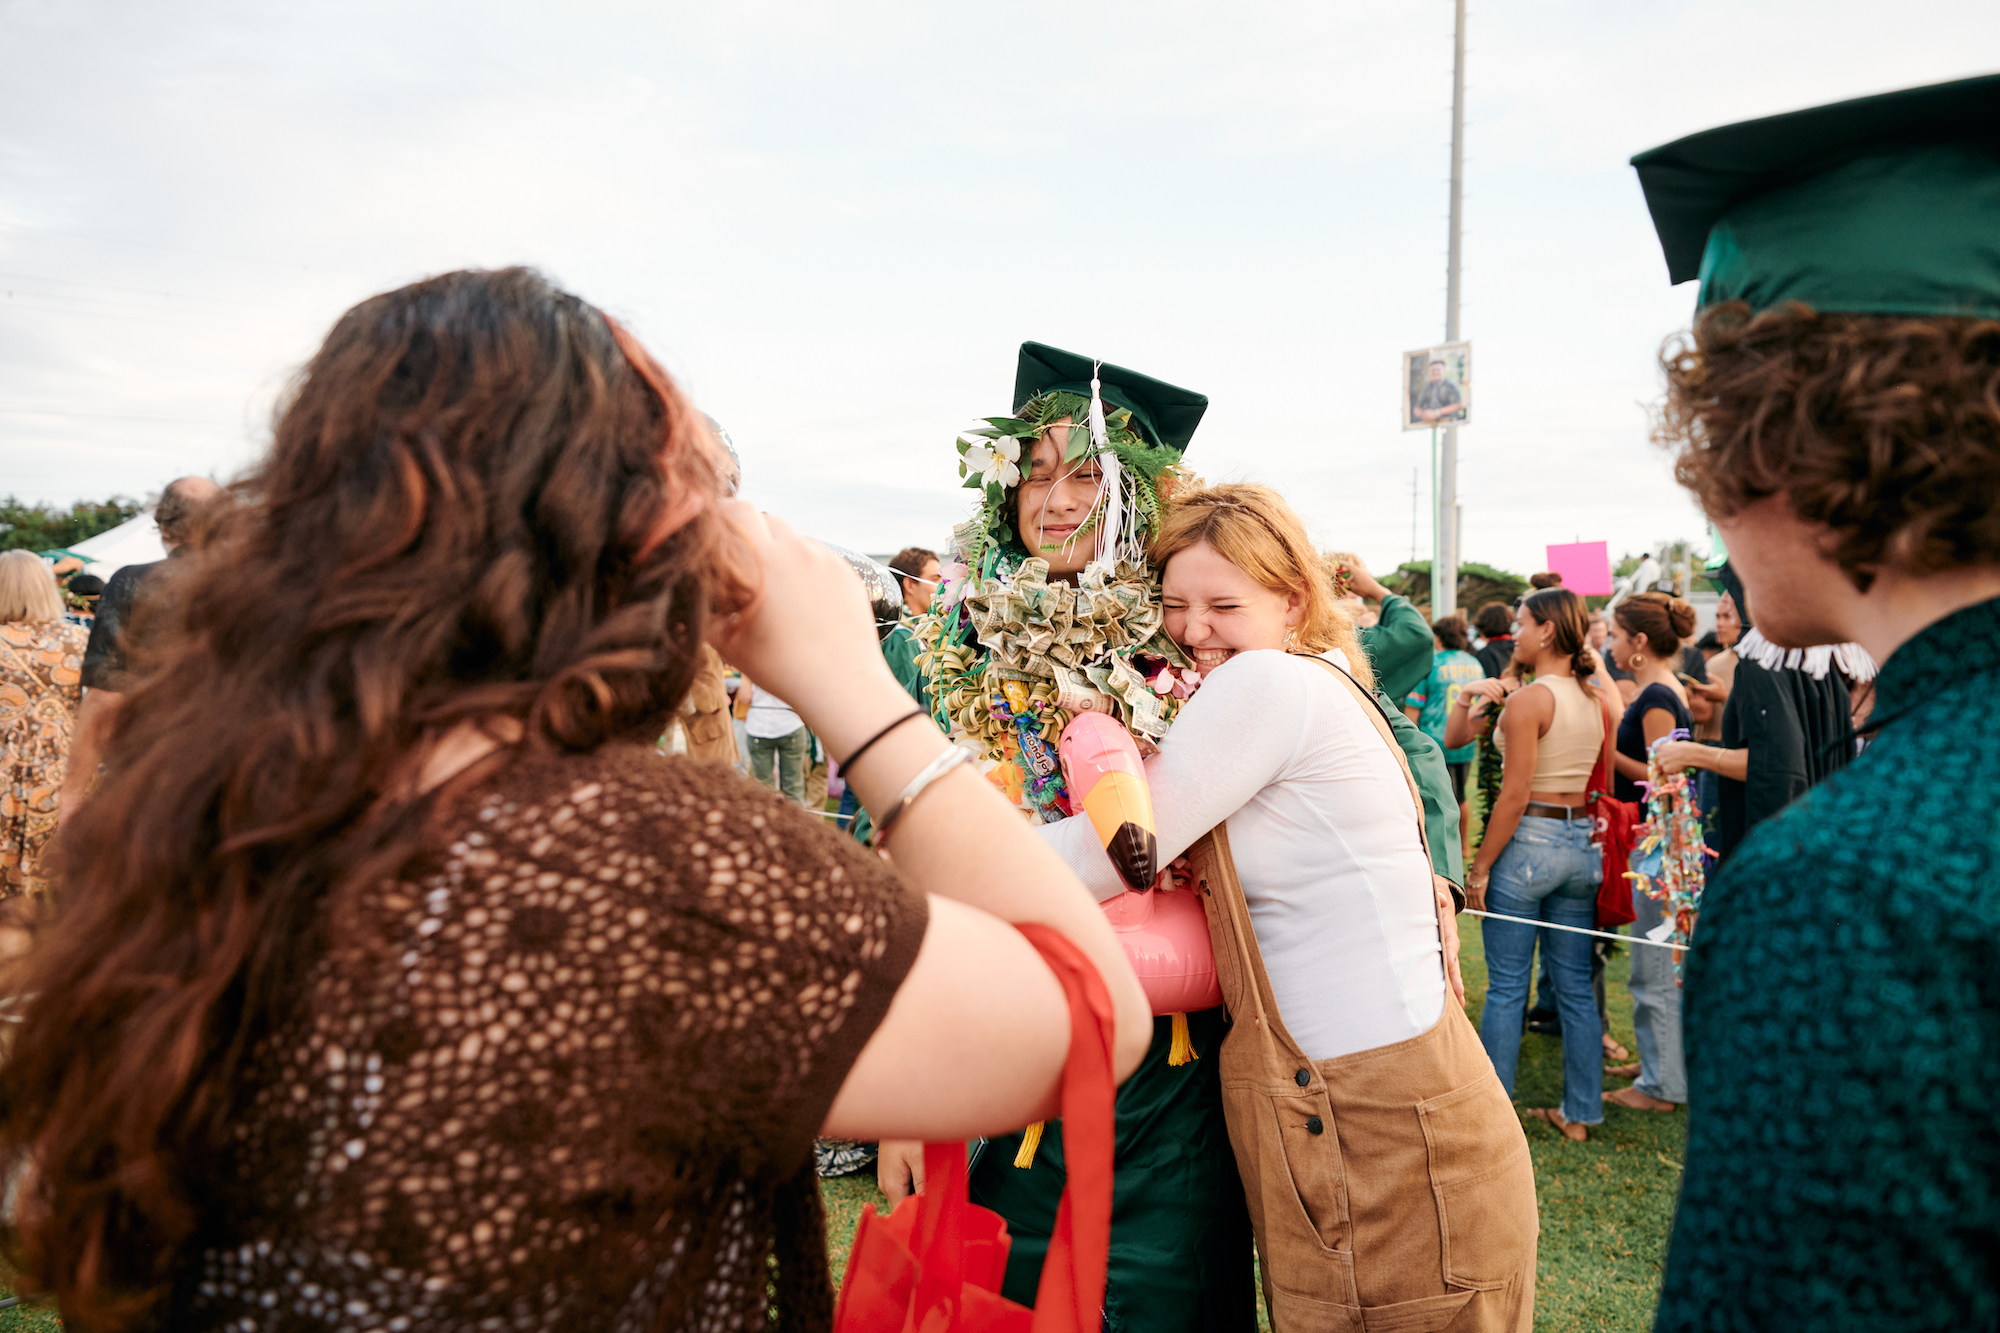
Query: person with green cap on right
1632 73 2000 1331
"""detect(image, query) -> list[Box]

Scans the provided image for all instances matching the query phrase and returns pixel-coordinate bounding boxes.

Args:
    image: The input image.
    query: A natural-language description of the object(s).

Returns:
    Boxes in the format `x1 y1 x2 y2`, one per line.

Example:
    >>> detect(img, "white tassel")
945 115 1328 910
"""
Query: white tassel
1087 362 1125 572
1095 448 1125 570
1735 627 1877 682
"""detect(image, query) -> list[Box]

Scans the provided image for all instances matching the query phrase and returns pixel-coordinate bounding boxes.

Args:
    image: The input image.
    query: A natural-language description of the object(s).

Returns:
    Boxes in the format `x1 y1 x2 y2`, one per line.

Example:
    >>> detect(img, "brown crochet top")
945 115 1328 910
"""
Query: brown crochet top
175 741 927 1332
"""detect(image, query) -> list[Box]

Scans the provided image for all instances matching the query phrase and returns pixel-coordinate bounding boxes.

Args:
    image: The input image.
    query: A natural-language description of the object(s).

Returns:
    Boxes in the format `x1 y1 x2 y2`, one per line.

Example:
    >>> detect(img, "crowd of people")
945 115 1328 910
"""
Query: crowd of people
0 74 1994 1333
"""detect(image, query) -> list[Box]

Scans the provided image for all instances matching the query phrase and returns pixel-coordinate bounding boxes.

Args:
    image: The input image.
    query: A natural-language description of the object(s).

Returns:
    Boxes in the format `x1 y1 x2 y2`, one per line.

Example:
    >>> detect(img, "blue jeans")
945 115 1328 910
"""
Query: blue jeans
1479 815 1604 1126
1627 885 1687 1102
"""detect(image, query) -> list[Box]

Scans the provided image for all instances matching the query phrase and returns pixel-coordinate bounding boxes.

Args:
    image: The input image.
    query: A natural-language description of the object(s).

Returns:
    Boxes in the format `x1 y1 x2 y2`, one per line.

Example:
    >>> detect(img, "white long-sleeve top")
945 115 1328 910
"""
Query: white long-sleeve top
1039 648 1446 1060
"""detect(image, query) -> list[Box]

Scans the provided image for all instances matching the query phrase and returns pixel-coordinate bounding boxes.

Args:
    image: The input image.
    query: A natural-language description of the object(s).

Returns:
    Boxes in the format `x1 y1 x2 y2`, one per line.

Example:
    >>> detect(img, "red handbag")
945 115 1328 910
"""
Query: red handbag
831 923 1117 1333
1586 696 1640 930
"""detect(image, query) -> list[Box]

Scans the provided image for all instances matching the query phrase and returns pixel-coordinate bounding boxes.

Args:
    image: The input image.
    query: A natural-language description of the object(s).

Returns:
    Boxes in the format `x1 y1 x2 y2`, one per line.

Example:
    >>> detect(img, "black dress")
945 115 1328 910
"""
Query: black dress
1615 681 1692 803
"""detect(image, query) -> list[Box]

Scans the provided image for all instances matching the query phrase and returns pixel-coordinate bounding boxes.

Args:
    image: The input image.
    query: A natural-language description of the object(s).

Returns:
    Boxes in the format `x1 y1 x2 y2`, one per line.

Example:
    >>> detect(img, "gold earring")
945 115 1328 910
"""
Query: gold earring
1284 627 1299 652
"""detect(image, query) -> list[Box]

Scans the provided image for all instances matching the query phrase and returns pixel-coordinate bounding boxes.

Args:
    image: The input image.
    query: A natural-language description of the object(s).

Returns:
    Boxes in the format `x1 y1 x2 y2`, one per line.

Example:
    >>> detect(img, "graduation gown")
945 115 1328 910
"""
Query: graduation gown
1712 657 1853 862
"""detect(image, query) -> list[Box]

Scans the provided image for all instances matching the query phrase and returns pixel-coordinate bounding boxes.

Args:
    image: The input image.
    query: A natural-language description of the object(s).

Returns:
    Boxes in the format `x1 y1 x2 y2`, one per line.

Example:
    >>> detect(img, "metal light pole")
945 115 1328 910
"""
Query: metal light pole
1436 0 1465 618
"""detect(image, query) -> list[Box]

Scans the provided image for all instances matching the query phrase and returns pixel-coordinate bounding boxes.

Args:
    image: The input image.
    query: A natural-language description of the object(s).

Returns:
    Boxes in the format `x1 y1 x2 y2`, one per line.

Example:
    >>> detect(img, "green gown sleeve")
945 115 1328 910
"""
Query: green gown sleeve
1360 594 1435 706
878 623 931 712
1379 693 1465 887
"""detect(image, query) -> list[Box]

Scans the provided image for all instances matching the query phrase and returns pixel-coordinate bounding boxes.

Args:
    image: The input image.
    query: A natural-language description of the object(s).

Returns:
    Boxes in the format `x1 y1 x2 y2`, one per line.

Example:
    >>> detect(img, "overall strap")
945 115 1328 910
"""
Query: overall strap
1302 655 1437 878
1191 822 1315 1069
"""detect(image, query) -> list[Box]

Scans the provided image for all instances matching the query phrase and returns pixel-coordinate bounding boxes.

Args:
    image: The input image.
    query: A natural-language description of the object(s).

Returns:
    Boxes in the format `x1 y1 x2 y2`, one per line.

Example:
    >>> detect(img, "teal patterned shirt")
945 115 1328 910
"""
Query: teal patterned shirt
1655 596 2000 1331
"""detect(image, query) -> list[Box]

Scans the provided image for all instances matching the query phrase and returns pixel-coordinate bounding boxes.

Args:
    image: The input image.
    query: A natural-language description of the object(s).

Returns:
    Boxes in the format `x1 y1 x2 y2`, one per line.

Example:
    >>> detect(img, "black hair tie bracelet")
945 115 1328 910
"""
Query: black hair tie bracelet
839 708 927 775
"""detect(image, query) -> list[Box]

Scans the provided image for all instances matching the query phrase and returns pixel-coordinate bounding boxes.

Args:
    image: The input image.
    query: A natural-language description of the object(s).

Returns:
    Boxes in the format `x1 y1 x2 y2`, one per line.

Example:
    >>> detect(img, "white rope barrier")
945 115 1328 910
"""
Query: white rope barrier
1461 908 1687 950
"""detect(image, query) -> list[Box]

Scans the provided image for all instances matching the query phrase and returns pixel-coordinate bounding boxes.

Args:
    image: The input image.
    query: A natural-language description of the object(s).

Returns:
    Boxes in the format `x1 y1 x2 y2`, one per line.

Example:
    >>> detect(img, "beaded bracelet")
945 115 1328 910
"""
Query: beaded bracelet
870 745 977 849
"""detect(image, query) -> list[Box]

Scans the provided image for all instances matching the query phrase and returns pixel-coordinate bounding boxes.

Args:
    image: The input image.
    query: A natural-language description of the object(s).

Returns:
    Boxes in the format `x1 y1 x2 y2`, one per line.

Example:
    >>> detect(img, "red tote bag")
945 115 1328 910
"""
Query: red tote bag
832 923 1117 1333
1586 696 1640 930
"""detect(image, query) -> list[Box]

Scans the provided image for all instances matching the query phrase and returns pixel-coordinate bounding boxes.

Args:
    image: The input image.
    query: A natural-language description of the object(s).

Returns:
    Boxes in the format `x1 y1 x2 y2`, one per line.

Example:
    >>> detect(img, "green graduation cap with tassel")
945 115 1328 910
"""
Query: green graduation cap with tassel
952 340 1208 568
1631 72 2000 318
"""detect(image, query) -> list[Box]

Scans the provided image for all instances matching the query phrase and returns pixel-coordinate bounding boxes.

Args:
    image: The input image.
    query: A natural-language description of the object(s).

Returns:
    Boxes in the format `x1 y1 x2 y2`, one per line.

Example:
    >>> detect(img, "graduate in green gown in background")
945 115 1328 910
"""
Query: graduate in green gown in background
888 343 1461 1332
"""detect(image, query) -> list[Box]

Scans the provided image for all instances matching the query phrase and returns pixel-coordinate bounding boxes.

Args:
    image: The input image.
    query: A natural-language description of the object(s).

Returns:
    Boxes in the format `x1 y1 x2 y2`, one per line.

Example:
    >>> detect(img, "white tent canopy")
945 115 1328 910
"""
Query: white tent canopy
69 514 166 581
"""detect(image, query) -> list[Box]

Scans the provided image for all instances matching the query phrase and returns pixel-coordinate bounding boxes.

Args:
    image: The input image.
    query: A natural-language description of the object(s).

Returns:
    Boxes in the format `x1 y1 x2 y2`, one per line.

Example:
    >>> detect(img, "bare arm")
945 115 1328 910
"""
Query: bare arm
1655 741 1747 782
1583 646 1621 698
57 688 122 826
1443 677 1510 751
1465 684 1551 911
707 505 1152 1142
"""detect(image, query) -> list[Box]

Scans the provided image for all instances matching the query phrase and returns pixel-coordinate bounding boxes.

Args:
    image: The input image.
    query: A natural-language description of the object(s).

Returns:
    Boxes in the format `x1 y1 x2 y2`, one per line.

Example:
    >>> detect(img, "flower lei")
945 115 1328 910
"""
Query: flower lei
1321 552 1358 602
1625 728 1708 981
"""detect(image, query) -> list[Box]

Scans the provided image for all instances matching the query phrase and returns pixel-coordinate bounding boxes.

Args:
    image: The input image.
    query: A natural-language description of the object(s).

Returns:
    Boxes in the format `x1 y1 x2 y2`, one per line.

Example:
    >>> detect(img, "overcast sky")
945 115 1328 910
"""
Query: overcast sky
4 1 1996 576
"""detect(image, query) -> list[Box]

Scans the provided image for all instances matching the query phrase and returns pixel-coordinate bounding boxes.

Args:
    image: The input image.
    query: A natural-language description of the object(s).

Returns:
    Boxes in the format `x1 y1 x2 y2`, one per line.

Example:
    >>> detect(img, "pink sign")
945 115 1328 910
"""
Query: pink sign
1544 541 1612 596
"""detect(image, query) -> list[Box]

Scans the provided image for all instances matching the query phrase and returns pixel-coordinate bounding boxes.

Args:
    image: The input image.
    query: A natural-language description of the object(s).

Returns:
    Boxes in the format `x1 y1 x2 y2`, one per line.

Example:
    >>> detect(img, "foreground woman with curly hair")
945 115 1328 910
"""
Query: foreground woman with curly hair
0 267 1153 1332
1633 75 2000 1331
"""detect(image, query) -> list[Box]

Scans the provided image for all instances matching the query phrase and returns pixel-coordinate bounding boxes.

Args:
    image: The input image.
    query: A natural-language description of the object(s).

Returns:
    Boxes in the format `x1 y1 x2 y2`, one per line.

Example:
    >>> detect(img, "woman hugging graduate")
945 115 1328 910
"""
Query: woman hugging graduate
882 343 1488 1332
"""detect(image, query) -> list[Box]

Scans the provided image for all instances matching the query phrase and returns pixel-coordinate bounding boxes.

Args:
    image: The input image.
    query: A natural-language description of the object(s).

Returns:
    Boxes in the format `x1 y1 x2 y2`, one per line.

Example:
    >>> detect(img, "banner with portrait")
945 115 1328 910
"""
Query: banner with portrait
1402 341 1471 430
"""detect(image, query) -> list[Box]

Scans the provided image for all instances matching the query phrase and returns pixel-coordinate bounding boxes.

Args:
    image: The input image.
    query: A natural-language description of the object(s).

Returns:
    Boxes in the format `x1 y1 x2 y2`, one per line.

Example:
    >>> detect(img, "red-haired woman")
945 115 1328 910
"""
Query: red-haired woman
0 268 1151 1332
1039 483 1535 1332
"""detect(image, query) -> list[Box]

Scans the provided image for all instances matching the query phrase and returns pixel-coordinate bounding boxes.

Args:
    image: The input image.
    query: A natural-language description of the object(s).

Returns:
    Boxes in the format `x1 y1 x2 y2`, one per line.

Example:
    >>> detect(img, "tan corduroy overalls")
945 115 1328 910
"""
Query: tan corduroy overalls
1185 660 1538 1333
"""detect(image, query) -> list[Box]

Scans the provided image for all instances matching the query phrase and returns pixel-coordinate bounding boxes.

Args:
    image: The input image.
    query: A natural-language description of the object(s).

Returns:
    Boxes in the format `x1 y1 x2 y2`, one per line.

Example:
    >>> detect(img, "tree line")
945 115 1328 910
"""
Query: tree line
0 496 146 553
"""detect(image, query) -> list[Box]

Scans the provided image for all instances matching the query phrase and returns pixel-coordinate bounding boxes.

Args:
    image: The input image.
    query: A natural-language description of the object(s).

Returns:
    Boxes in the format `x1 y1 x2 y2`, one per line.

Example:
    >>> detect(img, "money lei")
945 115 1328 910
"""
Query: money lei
912 554 1194 787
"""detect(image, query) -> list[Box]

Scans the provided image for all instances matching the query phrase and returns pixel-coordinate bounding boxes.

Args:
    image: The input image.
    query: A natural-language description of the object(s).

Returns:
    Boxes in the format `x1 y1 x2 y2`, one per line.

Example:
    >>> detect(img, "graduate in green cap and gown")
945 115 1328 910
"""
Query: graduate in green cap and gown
882 343 1463 1332
1633 73 2000 1331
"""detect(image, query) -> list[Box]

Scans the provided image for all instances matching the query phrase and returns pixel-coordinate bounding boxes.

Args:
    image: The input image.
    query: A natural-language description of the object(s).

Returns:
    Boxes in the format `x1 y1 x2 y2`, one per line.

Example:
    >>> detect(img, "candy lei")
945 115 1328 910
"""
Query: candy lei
912 550 1200 823
1625 727 1709 981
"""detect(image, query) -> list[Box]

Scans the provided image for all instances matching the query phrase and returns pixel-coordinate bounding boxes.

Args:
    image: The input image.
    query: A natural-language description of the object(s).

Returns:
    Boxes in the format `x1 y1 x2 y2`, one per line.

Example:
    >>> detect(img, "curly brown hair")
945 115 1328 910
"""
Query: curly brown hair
0 267 751 1327
1656 301 2000 590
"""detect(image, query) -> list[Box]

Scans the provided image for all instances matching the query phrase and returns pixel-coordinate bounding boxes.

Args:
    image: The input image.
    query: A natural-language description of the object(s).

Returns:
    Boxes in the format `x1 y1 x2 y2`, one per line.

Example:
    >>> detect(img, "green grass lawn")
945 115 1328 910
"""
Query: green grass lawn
0 1290 59 1331
819 914 1686 1332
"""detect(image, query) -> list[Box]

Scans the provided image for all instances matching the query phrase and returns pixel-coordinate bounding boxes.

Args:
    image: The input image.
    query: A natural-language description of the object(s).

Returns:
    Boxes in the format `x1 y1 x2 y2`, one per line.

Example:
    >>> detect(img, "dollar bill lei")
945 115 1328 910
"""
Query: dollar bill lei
911 552 1201 820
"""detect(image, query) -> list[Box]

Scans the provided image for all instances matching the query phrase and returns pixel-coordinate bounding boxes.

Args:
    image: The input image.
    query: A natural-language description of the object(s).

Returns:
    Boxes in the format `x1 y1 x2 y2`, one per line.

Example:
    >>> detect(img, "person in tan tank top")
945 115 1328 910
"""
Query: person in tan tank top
1444 588 1616 1142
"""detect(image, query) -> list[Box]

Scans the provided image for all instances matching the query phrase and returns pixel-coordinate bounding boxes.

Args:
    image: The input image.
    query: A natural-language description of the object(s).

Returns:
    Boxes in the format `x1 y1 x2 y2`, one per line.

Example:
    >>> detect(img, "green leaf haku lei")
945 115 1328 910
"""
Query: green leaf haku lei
913 390 1200 815
949 390 1184 571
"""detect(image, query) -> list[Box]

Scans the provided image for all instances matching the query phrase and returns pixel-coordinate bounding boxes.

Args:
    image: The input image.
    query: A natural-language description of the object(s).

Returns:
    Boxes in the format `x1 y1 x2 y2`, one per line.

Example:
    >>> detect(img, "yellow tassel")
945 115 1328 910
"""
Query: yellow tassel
1168 1011 1196 1066
1013 1121 1044 1168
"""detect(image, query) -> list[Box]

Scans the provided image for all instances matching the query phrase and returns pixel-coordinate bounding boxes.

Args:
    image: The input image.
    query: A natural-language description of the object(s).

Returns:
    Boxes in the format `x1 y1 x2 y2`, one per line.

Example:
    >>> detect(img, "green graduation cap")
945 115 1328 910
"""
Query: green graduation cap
1013 341 1208 455
1631 73 2000 317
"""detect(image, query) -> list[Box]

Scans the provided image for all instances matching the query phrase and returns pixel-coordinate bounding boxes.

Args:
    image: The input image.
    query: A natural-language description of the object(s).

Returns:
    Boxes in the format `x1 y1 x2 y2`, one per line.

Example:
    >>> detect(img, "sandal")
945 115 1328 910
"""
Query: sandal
1525 1106 1588 1142
1603 1086 1680 1112
1604 1061 1642 1079
1602 1034 1631 1062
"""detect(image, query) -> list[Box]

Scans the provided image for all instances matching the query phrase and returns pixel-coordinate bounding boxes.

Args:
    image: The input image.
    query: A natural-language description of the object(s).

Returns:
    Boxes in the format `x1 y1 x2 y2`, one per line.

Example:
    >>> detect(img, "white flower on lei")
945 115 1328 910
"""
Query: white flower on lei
962 434 1021 489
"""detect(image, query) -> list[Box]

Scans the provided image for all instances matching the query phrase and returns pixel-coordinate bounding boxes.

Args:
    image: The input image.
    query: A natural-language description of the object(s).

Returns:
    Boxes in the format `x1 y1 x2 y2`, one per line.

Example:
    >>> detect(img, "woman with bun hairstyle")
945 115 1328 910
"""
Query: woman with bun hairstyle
1455 587 1613 1142
1607 592 1696 800
1604 592 1695 1112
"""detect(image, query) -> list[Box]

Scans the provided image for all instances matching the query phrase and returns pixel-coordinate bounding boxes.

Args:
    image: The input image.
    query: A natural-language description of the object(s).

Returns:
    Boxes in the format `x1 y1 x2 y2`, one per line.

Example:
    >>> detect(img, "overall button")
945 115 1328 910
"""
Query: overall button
1306 1115 1325 1135
1294 1068 1311 1087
